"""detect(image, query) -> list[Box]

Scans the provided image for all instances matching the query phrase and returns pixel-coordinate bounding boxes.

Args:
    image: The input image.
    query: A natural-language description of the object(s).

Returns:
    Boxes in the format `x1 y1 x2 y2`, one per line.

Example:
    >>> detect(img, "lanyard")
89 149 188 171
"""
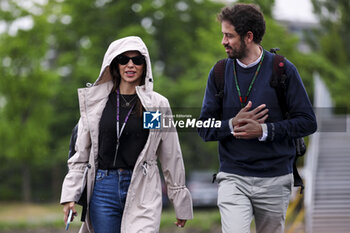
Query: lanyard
233 51 265 108
113 89 136 167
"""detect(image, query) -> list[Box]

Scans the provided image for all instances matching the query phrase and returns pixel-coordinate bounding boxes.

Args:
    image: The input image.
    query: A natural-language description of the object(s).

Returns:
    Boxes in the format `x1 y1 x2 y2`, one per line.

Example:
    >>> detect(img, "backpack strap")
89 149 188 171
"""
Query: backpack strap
213 59 227 119
213 59 227 99
270 49 305 194
270 53 289 119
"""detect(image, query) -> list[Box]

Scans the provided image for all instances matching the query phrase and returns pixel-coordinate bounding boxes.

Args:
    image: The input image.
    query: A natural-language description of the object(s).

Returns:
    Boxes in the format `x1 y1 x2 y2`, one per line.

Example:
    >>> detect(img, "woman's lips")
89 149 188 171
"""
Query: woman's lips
125 71 136 77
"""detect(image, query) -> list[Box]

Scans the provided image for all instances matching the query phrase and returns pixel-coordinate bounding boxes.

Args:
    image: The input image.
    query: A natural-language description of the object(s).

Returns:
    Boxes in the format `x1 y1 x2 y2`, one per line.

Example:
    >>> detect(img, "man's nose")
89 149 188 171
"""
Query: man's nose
222 36 227 45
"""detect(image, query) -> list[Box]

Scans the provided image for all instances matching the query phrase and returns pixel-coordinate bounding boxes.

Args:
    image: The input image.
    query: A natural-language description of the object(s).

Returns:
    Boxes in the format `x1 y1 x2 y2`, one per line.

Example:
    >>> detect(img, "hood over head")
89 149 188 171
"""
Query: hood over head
94 36 153 91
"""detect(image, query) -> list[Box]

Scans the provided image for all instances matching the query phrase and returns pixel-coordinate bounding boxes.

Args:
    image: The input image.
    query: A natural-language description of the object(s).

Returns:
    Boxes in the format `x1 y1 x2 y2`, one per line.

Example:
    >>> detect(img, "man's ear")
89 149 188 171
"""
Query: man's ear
245 31 254 44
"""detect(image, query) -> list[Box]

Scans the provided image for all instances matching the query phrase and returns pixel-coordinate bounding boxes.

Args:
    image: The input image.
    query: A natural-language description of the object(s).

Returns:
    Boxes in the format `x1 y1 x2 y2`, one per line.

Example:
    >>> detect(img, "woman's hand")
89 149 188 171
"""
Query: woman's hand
63 202 77 225
174 218 187 228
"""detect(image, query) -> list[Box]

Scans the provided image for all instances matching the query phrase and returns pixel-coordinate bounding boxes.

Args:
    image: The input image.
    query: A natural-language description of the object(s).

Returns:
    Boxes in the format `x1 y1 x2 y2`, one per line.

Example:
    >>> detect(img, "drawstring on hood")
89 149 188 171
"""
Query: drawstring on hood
93 36 153 92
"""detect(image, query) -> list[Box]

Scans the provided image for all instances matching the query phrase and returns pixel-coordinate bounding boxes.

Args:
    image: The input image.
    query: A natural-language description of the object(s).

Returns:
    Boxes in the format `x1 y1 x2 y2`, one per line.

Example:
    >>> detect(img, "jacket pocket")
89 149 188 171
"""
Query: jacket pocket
140 162 162 206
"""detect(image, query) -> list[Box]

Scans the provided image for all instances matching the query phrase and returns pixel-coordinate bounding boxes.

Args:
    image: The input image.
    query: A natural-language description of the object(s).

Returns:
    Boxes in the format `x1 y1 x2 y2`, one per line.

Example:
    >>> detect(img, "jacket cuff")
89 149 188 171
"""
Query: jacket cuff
167 185 193 220
266 122 275 141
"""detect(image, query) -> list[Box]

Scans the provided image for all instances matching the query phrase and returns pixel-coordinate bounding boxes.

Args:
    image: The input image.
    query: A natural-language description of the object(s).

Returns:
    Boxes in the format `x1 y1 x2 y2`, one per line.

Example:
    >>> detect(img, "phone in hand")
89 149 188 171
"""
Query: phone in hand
65 209 73 231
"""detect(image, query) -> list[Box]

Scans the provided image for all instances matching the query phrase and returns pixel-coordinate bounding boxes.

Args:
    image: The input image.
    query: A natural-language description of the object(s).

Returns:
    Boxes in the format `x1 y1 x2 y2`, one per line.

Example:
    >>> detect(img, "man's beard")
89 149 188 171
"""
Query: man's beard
226 40 247 59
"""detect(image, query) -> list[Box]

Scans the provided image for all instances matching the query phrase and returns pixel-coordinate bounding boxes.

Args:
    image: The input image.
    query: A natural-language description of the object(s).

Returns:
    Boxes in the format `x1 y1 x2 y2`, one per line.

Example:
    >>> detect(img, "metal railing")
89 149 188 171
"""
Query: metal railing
304 73 350 233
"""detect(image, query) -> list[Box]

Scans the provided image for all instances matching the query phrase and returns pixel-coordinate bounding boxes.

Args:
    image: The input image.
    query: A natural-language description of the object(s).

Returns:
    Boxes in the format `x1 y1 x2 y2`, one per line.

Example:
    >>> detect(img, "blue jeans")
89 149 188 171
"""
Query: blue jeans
90 169 132 233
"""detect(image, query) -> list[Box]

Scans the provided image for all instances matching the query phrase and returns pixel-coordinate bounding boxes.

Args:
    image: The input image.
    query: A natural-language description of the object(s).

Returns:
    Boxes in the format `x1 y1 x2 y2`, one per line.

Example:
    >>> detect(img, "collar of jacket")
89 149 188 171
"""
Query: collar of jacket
78 81 155 108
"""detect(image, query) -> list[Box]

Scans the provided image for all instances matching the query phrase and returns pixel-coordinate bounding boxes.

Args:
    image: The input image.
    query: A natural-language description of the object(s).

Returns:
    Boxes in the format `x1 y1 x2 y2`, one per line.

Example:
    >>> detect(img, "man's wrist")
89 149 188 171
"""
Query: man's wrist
258 123 268 141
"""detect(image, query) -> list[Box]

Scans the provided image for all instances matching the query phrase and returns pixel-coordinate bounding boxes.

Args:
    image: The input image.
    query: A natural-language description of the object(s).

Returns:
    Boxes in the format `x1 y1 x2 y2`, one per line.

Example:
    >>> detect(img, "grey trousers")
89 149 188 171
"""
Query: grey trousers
216 172 293 233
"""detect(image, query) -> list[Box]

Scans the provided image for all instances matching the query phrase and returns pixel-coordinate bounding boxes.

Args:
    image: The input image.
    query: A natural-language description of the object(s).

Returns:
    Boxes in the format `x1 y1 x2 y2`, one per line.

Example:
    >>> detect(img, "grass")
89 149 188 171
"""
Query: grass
0 203 221 232
0 198 304 232
0 202 81 230
161 207 221 232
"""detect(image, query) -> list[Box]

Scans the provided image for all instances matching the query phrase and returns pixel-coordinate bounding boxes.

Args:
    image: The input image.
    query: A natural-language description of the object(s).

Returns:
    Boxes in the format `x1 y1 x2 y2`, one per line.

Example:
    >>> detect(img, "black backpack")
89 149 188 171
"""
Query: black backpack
212 48 306 194
68 124 78 159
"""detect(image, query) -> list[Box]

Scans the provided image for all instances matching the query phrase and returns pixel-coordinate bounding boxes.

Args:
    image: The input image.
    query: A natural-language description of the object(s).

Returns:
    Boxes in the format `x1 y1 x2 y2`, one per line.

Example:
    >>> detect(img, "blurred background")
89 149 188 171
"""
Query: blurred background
0 0 349 232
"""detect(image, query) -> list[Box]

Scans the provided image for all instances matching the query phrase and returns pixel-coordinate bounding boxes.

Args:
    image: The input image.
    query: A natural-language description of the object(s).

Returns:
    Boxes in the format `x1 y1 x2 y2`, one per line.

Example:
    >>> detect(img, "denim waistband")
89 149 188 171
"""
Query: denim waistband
97 168 132 176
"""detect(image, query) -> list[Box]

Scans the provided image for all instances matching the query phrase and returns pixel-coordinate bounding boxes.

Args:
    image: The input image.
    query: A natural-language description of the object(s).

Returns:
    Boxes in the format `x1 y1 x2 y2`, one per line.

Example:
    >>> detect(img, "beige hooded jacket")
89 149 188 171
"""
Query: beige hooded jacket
60 36 193 233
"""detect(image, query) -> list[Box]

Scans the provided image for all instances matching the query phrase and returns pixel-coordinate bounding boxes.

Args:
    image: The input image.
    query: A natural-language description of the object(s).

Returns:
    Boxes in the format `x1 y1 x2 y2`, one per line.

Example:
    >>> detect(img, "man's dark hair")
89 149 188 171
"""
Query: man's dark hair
218 3 265 44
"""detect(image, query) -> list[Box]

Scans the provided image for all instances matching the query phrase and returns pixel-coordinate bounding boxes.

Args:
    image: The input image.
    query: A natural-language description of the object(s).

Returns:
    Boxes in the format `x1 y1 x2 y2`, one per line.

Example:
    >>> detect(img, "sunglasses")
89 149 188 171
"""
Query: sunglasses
116 55 145 66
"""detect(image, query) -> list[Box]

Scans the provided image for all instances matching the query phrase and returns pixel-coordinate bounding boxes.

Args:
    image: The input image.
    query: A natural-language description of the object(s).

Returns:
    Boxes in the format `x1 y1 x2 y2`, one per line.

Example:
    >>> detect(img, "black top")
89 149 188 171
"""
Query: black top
98 91 149 170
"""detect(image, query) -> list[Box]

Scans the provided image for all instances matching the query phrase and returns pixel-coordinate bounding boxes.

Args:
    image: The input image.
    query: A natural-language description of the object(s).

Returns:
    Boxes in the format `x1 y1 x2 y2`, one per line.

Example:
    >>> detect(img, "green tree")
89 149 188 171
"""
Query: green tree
311 0 350 65
238 0 276 17
0 1 59 201
310 0 350 109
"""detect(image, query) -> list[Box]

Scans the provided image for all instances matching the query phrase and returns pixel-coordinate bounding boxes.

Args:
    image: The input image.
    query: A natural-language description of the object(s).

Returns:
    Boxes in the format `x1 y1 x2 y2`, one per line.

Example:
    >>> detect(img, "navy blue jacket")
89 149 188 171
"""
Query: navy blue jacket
198 50 317 177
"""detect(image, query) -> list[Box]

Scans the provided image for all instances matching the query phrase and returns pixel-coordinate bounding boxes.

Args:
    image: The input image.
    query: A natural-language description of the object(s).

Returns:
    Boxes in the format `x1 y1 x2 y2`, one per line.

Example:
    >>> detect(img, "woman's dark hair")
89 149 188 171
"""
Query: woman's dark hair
218 4 265 44
109 54 147 117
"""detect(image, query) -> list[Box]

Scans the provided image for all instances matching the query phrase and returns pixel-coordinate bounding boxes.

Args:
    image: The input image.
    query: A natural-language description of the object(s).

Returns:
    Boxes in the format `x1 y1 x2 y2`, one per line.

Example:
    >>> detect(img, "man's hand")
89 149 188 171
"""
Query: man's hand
232 101 269 128
233 119 263 139
231 101 268 139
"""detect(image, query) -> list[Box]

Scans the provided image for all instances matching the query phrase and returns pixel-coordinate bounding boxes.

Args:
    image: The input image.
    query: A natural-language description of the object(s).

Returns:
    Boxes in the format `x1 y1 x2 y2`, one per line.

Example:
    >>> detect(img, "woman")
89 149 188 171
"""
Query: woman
60 36 193 233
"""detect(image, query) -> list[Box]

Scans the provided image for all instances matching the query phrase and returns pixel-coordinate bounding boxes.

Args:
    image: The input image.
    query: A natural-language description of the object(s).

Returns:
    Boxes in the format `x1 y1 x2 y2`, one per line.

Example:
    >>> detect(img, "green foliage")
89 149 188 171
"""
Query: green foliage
237 0 276 17
310 0 350 109
1 17 45 149
0 1 60 201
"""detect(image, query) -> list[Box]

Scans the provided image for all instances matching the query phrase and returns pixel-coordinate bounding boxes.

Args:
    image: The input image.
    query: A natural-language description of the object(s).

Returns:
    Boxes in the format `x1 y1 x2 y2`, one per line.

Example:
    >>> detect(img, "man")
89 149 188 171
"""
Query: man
197 4 317 233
